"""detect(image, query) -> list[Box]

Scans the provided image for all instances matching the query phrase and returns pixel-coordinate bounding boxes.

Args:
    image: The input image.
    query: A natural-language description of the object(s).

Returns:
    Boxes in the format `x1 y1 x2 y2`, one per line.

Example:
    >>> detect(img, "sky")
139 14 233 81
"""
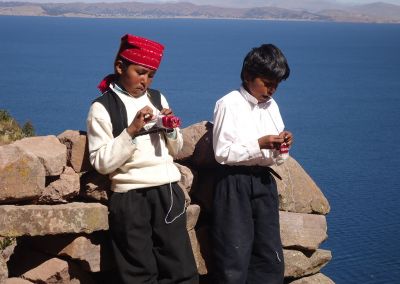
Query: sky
1 0 399 5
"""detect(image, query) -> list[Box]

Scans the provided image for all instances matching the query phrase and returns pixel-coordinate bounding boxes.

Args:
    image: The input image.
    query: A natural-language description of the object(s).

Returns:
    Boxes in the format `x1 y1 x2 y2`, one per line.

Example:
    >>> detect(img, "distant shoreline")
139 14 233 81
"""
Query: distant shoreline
1 14 399 25
1 1 400 24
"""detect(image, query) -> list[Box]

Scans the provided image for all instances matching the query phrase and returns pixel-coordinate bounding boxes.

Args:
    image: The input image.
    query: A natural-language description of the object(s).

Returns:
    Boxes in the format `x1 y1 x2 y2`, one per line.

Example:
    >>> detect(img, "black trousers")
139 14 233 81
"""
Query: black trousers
211 166 284 284
108 183 199 284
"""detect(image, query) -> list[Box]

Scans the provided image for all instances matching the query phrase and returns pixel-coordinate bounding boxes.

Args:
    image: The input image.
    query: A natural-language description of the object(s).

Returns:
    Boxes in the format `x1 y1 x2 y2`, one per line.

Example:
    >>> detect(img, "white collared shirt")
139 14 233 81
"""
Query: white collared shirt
213 86 284 166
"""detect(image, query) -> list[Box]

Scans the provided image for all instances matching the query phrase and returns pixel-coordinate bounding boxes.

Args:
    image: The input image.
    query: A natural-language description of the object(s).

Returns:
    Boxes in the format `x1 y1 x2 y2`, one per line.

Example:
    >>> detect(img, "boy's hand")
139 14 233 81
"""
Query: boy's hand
127 106 153 137
160 108 174 116
258 135 284 150
279 131 293 147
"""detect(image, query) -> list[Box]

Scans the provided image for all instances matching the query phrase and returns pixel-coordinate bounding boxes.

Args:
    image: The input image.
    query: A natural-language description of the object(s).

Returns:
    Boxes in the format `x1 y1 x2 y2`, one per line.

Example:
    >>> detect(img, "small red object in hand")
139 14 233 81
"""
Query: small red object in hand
279 143 289 154
161 115 181 128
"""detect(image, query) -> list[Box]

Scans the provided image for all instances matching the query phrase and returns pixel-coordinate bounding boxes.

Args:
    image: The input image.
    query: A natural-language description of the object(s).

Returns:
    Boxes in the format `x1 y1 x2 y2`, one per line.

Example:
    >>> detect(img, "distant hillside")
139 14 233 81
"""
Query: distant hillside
0 1 399 23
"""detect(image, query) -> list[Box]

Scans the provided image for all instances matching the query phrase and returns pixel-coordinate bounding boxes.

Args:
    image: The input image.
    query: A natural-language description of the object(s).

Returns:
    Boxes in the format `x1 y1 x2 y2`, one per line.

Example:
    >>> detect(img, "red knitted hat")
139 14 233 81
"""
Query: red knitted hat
117 34 164 70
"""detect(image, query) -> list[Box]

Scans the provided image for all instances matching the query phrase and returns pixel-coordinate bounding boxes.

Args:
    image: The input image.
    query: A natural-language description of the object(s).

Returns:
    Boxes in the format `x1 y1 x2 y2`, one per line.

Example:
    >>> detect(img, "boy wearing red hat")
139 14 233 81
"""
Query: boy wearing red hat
87 34 198 284
212 44 293 283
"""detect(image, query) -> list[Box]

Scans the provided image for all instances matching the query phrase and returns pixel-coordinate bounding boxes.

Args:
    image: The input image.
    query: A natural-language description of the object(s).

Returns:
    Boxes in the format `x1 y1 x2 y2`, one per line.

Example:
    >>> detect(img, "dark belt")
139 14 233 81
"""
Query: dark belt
222 165 282 180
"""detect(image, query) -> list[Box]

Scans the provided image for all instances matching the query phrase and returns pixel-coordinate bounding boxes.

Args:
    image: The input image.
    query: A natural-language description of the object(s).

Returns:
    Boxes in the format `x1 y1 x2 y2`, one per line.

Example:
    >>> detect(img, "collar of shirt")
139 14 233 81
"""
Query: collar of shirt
239 85 272 108
110 82 148 99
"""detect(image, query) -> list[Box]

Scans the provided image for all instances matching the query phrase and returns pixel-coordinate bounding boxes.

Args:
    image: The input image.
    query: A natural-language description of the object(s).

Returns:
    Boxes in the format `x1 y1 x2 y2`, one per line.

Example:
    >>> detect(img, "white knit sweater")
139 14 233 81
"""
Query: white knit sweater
86 84 183 192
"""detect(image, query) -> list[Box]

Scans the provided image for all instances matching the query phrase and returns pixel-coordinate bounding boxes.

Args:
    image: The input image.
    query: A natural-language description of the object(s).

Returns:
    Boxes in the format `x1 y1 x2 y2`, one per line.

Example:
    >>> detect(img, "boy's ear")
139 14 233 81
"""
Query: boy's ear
242 72 251 83
115 60 124 75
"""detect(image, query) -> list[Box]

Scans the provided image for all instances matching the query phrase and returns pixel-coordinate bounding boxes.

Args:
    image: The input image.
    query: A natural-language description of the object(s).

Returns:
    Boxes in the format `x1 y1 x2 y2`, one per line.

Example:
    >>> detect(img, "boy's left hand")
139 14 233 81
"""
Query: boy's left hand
160 108 174 116
279 131 293 147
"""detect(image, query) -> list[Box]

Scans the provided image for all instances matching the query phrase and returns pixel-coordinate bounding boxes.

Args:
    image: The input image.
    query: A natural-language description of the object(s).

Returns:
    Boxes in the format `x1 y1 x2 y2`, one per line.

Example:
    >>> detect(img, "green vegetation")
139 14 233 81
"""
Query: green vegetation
0 109 35 145
0 237 15 251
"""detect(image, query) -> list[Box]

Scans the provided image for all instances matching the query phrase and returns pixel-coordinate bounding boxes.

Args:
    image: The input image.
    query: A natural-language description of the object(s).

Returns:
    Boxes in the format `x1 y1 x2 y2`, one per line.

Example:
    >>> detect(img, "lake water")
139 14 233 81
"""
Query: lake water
1 16 400 283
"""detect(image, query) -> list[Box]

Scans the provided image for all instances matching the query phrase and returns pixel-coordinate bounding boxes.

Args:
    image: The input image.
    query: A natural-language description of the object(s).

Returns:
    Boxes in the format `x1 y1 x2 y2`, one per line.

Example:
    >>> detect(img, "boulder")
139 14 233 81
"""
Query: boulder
186 204 200 231
13 135 66 176
3 278 34 284
280 211 327 251
21 257 95 284
190 122 218 169
176 121 219 169
26 233 114 273
271 157 330 215
175 121 211 164
0 237 17 262
175 163 195 194
0 145 45 204
58 130 92 173
288 273 335 284
0 202 108 237
39 166 80 204
22 257 71 283
79 171 110 203
0 253 8 283
188 229 207 275
195 226 213 275
284 249 332 278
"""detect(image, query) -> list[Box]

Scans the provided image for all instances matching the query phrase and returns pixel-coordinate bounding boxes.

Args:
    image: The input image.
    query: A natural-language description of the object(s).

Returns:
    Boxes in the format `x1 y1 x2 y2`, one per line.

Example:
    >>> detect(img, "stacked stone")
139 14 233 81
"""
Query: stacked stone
0 122 334 283
174 122 334 284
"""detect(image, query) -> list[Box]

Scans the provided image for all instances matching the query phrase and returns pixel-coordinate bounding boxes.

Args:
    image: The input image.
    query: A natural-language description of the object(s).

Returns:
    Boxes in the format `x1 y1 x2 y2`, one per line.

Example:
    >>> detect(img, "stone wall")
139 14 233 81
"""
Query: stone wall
0 121 334 283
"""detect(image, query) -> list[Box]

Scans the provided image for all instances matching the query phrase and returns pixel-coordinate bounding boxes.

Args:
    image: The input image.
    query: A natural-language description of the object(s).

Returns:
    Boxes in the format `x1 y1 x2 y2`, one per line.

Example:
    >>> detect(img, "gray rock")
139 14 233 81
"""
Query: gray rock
280 211 327 251
176 163 197 205
0 237 17 262
188 229 207 275
22 257 95 284
186 204 200 231
284 249 332 278
79 170 110 203
21 257 70 283
39 166 80 204
0 145 45 204
13 135 66 176
26 233 114 273
3 278 34 284
271 157 330 215
175 163 195 194
288 272 335 284
0 253 8 283
190 122 218 169
58 130 92 173
175 121 212 164
0 202 108 237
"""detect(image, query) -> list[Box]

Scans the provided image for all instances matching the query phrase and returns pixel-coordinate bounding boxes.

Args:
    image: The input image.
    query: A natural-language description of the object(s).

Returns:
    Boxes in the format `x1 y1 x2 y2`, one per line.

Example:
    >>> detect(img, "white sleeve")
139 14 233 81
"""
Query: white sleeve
212 101 263 165
86 102 136 175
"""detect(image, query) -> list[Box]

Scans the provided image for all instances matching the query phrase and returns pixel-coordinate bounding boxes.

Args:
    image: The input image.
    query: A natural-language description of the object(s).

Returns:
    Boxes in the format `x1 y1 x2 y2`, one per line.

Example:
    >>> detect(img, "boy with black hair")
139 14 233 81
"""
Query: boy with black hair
212 44 293 283
87 34 198 284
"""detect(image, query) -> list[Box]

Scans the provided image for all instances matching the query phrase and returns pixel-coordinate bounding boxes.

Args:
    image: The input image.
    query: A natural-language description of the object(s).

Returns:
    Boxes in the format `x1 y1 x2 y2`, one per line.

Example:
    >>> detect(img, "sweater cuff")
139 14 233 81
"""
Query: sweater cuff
121 129 138 148
247 139 263 159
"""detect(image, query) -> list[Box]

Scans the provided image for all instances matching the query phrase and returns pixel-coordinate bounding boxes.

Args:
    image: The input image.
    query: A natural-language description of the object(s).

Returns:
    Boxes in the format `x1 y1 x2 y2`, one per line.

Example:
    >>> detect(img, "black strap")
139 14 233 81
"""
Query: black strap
147 88 163 111
93 88 163 138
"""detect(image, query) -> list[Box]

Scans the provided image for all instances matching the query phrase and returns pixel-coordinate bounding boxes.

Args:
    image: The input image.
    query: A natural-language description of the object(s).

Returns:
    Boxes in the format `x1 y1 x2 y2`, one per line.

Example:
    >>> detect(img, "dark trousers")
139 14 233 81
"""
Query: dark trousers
108 183 199 284
211 166 284 284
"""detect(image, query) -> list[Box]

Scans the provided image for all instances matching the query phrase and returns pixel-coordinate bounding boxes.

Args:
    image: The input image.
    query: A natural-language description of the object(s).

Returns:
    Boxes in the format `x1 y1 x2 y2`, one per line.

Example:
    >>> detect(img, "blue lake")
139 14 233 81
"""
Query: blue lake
1 16 400 283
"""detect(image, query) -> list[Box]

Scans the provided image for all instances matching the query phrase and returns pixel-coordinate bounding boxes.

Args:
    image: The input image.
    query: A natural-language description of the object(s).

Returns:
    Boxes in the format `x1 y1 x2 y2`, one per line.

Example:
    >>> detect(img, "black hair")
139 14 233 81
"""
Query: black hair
240 44 290 83
114 56 132 74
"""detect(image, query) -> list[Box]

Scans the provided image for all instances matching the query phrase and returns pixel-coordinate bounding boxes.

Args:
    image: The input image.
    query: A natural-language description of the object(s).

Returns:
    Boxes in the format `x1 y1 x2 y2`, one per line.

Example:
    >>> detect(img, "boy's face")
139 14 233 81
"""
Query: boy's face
246 77 280 103
116 61 156 97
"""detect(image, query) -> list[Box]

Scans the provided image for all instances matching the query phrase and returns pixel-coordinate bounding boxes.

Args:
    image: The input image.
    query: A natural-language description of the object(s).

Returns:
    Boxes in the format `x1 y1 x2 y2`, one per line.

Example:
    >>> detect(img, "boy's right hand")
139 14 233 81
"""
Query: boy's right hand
258 135 285 150
127 106 153 137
